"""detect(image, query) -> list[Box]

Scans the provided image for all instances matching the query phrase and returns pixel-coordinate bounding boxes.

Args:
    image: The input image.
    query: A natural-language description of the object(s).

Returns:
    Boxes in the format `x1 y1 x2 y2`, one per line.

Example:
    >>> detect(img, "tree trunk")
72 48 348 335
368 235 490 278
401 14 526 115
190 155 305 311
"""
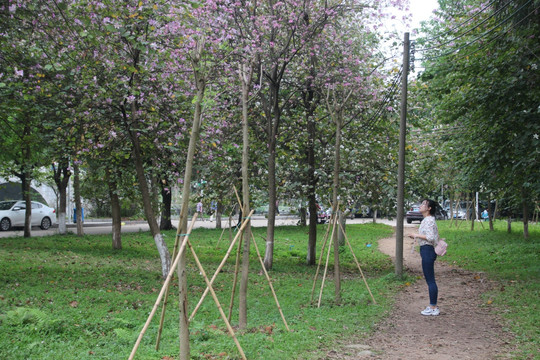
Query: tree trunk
306 111 318 265
262 67 282 271
73 163 84 237
177 71 206 360
238 63 253 329
307 196 318 265
299 207 307 226
338 212 346 246
216 201 223 229
507 217 512 233
331 110 343 304
372 208 378 223
53 161 70 235
130 128 170 277
522 189 529 239
106 169 122 250
264 140 277 270
126 46 170 279
488 193 494 231
21 171 32 238
160 179 174 231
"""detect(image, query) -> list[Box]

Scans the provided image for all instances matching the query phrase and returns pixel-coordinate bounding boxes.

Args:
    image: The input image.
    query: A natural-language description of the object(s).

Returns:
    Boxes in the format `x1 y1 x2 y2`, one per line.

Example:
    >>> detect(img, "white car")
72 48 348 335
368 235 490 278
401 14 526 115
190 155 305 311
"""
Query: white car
0 200 56 231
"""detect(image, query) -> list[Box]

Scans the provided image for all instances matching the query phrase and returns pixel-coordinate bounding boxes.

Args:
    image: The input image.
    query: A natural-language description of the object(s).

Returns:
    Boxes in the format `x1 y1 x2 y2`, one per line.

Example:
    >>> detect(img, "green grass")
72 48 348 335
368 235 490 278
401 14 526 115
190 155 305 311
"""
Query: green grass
437 219 540 359
1 220 537 359
0 223 404 360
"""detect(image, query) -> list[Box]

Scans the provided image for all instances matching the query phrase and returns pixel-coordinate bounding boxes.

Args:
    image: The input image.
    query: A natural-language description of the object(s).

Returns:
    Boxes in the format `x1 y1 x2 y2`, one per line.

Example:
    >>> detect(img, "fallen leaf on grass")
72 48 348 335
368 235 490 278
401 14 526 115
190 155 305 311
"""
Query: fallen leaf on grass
69 300 78 308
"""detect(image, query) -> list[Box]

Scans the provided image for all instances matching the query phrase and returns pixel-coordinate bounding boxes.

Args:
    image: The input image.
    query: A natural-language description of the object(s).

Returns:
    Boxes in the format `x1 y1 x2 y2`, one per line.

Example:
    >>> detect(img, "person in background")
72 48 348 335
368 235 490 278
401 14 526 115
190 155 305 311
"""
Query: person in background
408 199 440 316
196 200 204 221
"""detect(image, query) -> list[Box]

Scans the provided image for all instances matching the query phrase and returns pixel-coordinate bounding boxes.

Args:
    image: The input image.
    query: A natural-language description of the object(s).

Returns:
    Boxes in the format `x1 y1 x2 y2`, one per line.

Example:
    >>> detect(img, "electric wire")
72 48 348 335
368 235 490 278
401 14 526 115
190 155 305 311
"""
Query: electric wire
417 0 534 62
345 66 402 138
415 0 512 53
344 65 402 131
419 0 500 43
442 4 540 64
360 68 402 131
417 4 539 73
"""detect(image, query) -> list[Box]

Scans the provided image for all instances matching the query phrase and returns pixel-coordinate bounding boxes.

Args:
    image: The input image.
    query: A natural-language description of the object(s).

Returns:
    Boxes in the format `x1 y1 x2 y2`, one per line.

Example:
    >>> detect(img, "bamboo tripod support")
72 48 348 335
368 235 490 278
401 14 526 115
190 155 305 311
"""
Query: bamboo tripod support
226 185 245 321
220 186 290 331
317 214 338 308
310 208 377 307
186 239 247 360
337 221 377 304
227 231 243 322
251 233 291 332
309 215 334 304
129 214 198 360
155 209 190 350
215 207 236 249
457 199 473 229
188 210 254 322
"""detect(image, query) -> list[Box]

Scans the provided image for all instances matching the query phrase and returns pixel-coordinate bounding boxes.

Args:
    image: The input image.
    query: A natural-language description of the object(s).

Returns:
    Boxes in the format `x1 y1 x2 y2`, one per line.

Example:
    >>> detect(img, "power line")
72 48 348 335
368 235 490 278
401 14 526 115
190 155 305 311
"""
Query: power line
348 67 403 135
417 4 539 69
415 0 512 53
417 0 534 62
420 0 500 43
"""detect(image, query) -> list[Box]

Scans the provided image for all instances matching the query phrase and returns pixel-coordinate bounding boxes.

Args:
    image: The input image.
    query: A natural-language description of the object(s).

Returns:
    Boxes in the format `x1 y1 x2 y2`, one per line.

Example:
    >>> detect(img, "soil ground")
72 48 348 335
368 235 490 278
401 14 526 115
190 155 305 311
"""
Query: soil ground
325 225 515 359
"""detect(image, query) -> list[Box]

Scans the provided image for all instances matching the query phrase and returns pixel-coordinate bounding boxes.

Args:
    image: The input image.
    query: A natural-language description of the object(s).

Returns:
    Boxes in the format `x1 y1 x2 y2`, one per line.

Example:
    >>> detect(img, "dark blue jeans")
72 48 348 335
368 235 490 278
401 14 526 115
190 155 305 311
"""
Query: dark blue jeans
420 245 438 306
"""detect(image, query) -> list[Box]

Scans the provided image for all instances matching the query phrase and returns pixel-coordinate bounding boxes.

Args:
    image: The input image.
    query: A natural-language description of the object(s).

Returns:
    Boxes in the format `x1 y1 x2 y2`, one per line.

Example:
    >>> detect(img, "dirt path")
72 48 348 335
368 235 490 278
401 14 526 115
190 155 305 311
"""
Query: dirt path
326 225 514 359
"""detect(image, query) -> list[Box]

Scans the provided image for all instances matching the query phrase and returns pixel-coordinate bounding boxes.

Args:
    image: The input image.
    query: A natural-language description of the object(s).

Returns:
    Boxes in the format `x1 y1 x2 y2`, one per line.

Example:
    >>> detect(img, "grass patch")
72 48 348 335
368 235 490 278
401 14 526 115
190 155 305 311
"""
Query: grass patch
0 222 403 359
438 220 540 359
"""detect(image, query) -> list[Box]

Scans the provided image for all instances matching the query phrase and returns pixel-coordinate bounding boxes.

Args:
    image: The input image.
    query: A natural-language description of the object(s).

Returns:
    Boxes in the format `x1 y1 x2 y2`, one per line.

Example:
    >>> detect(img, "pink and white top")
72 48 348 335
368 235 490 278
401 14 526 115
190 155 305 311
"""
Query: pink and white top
418 215 439 247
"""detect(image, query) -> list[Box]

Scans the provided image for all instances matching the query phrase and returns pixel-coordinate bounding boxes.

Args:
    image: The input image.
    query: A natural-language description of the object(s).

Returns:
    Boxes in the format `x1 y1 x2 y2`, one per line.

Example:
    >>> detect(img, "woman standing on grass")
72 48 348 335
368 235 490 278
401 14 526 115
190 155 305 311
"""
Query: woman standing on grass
409 199 440 316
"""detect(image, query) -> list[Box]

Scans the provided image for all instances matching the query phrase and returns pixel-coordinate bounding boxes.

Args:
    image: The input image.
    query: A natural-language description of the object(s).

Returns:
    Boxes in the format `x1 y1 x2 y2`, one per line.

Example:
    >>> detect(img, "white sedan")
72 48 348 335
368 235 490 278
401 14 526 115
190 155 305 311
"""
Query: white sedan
0 200 56 231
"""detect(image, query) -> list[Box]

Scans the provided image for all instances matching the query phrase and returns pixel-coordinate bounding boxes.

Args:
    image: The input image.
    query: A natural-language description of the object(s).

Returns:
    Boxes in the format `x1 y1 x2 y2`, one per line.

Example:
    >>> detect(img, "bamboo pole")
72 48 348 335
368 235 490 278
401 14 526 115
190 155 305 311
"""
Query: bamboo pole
318 214 338 308
128 214 198 360
228 233 243 322
477 195 485 230
251 233 290 332
186 239 247 360
189 210 254 322
155 204 194 349
309 216 333 304
216 207 235 249
450 198 460 228
227 186 244 321
337 221 377 304
155 228 182 349
457 198 473 229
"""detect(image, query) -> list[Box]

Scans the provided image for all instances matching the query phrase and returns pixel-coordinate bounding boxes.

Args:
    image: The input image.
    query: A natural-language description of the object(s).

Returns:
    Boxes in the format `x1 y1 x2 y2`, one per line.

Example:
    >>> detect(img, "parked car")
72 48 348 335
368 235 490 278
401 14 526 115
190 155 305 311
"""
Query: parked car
452 207 467 219
406 203 448 224
0 200 56 231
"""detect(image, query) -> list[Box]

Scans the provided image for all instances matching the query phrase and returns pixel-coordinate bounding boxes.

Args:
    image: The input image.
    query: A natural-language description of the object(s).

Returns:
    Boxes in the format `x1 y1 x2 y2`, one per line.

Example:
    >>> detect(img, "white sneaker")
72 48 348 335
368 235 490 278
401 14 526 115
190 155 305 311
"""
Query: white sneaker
421 306 440 316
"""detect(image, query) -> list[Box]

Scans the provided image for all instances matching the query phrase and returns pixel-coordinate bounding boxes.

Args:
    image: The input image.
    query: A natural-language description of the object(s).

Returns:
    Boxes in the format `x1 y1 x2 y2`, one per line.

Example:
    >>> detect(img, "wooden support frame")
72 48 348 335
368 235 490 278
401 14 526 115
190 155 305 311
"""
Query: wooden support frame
311 205 378 308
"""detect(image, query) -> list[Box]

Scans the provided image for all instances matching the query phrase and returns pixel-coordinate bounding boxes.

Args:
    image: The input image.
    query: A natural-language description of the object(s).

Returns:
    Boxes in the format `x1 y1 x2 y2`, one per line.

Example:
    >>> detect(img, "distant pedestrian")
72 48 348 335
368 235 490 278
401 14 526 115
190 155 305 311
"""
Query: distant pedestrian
409 198 440 316
196 201 204 221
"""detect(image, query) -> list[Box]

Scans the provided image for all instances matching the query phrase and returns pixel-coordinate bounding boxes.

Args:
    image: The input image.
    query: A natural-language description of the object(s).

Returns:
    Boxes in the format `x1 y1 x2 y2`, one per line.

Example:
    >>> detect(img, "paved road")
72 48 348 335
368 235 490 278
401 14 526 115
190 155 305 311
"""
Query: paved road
0 216 405 238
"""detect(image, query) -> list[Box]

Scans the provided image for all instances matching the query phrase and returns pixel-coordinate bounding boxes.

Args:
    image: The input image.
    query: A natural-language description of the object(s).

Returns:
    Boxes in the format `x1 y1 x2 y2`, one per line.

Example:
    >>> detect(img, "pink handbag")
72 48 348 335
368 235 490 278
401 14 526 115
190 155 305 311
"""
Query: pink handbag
435 238 448 256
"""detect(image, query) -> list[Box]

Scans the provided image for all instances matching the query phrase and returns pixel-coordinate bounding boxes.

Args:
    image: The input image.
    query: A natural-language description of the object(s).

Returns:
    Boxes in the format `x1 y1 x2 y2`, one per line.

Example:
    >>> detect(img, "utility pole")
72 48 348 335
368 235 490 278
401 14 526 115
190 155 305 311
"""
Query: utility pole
396 32 409 277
